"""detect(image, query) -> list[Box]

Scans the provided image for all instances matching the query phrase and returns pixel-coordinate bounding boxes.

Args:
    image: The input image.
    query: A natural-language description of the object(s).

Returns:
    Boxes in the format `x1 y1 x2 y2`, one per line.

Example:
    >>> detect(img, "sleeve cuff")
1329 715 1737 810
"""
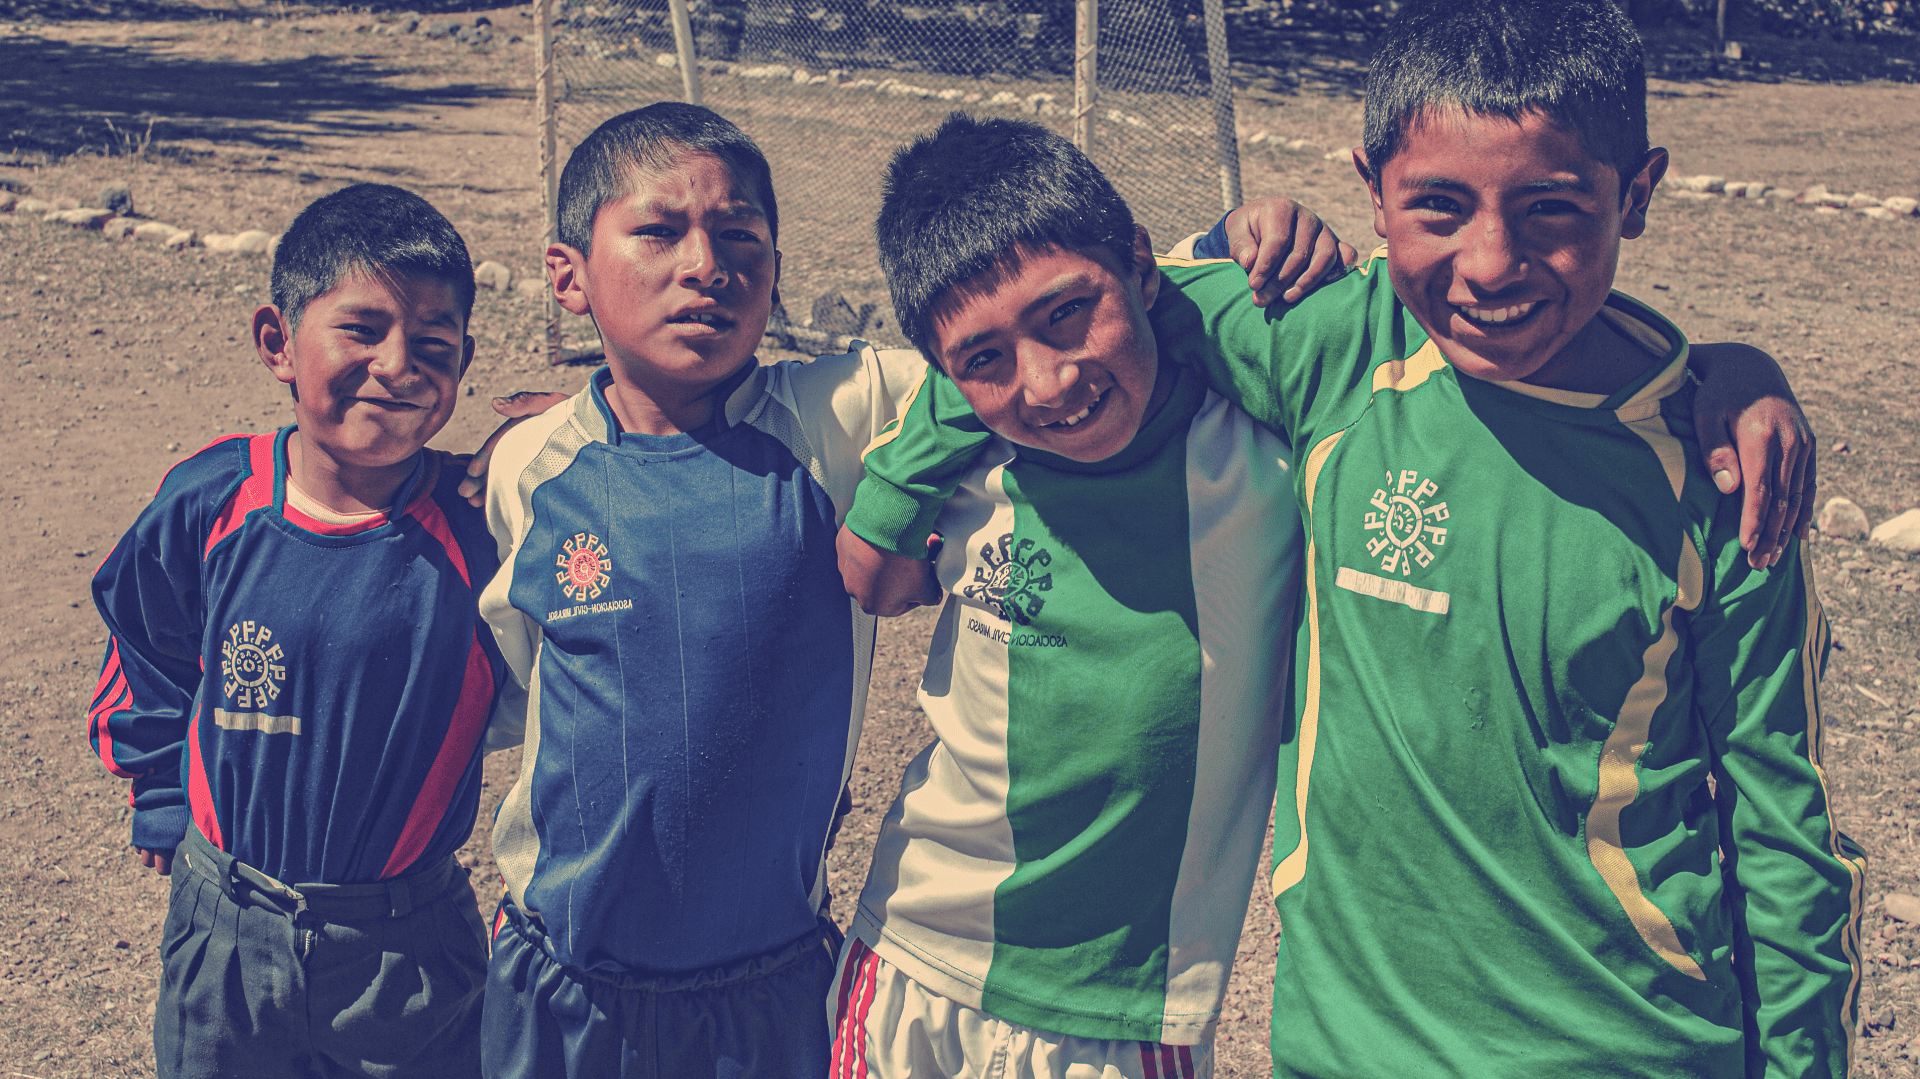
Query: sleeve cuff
845 473 947 560
131 804 190 854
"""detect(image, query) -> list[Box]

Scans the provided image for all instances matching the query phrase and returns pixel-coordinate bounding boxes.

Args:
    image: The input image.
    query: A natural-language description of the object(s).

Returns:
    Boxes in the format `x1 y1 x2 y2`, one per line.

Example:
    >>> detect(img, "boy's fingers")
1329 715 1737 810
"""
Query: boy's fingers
1285 230 1347 304
1338 240 1358 268
491 390 570 417
1737 427 1780 569
1793 451 1818 542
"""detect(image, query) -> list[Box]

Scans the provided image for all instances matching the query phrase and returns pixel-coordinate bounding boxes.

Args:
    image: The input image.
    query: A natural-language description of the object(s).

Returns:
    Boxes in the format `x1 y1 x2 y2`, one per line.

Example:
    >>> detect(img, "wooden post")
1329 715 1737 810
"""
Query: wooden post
1073 0 1097 153
668 0 703 105
1201 0 1241 210
536 0 562 365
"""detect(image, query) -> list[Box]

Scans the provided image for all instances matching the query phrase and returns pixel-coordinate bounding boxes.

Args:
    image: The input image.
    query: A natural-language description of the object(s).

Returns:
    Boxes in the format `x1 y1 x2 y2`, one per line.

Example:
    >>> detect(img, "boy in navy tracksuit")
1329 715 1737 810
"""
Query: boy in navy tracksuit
88 183 517 1079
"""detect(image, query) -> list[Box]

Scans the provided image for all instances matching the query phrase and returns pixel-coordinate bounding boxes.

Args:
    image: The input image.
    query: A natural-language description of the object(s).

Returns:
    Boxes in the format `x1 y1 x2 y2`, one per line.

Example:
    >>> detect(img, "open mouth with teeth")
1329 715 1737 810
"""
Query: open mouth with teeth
667 311 734 330
1456 300 1542 328
1041 387 1110 430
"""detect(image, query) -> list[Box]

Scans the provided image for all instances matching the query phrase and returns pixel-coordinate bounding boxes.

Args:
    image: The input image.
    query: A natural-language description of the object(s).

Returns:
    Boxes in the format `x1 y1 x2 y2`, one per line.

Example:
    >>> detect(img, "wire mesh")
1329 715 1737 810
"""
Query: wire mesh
544 0 1236 352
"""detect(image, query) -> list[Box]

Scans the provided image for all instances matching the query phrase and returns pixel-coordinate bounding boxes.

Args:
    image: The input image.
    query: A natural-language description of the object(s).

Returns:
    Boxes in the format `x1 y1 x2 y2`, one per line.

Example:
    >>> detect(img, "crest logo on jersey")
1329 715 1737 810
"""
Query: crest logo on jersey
556 533 613 602
1363 469 1450 576
220 621 286 709
963 533 1053 625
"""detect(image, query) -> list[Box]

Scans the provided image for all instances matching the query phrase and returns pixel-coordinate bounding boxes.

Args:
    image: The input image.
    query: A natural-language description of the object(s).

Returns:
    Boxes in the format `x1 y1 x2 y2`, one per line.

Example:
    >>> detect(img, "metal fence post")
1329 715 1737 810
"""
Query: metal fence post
668 0 703 105
536 0 562 364
1074 0 1097 154
1201 0 1241 210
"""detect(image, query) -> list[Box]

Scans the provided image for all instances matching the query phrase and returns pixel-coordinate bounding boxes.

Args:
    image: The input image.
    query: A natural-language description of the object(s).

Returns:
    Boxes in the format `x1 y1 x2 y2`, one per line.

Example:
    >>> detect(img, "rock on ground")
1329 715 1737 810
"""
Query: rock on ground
1869 508 1920 553
163 229 197 249
232 230 272 255
474 260 512 290
1819 498 1871 538
1887 893 1920 924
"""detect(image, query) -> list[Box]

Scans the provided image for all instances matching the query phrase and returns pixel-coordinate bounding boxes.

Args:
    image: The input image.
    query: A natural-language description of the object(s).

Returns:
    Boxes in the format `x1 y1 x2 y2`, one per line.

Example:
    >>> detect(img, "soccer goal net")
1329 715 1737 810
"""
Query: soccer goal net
535 0 1240 359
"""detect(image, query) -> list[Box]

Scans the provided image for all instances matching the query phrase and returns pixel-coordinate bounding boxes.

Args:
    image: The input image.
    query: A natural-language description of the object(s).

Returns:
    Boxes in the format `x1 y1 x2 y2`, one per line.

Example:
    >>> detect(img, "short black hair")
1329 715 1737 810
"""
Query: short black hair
1362 0 1649 188
877 112 1137 361
557 101 778 255
271 183 475 331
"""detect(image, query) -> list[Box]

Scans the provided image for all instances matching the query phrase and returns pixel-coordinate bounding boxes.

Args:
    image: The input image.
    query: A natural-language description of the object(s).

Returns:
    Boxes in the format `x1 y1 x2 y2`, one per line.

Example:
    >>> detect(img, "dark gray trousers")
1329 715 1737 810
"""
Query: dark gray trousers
155 827 488 1079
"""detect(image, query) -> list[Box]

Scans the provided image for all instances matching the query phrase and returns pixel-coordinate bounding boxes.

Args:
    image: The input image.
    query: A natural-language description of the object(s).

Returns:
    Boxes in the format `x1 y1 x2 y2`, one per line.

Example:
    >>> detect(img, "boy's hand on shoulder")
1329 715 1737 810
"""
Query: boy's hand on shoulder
456 390 572 506
136 847 172 876
1690 342 1816 569
838 525 942 617
1224 197 1358 307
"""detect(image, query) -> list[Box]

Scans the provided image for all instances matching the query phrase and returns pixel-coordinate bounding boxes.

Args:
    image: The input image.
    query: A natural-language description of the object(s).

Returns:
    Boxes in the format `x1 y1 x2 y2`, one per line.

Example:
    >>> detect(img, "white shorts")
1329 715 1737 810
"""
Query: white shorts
828 937 1212 1079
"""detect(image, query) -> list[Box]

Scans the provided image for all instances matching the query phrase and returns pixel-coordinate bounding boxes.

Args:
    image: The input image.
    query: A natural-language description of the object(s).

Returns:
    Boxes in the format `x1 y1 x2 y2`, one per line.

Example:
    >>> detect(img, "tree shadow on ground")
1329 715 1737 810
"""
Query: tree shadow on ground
0 32 523 158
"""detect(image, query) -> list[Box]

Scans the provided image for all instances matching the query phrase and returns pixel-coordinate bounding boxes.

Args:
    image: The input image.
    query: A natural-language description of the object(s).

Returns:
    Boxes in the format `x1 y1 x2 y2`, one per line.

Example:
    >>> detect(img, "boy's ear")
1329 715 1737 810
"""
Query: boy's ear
1132 225 1162 310
1620 147 1670 241
546 243 592 316
1353 149 1388 240
771 248 783 313
460 334 476 379
254 304 298 390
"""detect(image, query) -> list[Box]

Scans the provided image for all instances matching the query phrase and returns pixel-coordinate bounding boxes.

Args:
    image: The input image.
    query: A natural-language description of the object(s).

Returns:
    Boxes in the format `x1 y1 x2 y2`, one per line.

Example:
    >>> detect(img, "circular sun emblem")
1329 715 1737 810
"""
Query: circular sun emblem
963 533 1054 625
1362 469 1450 577
555 533 613 602
220 620 286 710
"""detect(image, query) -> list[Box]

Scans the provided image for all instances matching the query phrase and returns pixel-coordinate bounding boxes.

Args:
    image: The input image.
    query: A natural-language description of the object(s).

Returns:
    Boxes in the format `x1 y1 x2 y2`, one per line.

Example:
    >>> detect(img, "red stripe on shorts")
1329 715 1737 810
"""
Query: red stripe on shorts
1177 1045 1196 1078
1140 1043 1161 1079
832 939 880 1079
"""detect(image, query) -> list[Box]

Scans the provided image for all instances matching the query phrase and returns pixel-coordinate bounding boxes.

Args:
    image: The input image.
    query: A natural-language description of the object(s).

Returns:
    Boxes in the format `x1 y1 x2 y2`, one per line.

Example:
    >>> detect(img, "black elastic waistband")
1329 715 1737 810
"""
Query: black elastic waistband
497 896 837 993
178 827 465 920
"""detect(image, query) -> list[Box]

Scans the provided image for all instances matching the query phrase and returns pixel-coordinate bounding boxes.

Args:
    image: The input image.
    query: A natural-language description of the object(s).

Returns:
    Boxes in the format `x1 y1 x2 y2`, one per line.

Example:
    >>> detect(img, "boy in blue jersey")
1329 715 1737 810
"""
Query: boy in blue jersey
88 183 514 1078
473 102 931 1079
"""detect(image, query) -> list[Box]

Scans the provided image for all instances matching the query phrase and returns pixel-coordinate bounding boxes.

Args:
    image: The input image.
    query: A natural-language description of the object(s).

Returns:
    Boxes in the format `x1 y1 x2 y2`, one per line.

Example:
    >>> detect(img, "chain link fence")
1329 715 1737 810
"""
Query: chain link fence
537 0 1239 358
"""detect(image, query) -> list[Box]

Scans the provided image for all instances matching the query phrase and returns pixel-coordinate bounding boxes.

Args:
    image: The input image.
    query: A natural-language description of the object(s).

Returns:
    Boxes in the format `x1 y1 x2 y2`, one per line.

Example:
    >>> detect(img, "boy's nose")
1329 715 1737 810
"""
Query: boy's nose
1019 353 1082 408
678 231 727 289
1451 213 1530 296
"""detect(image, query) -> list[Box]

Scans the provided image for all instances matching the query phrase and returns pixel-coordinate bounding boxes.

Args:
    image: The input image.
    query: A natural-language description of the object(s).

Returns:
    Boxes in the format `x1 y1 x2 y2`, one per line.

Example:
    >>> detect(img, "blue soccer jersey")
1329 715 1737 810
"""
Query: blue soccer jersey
481 349 925 975
89 429 514 884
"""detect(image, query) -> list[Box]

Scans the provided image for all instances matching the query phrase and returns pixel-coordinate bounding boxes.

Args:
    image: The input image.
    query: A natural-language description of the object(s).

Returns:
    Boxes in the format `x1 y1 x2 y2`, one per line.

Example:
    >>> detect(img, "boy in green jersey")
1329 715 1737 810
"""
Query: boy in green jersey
830 13 1841 1067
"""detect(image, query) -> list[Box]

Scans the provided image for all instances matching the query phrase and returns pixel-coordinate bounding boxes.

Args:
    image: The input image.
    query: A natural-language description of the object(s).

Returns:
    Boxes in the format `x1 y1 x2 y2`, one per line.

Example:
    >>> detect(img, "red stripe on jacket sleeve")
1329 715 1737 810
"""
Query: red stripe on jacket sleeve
88 641 142 779
376 634 494 879
203 435 276 559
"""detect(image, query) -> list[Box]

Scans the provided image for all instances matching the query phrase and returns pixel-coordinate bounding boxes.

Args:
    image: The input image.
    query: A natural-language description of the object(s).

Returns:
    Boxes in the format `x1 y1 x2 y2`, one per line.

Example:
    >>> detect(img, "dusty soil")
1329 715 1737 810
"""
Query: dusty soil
0 5 1916 1076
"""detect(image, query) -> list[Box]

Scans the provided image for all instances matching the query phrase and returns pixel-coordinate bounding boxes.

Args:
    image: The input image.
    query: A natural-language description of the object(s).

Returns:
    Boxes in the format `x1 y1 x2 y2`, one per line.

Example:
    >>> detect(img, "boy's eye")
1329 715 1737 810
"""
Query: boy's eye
339 323 377 338
1527 199 1581 217
634 224 677 239
1049 298 1090 325
961 349 1001 375
1410 195 1464 215
719 227 763 243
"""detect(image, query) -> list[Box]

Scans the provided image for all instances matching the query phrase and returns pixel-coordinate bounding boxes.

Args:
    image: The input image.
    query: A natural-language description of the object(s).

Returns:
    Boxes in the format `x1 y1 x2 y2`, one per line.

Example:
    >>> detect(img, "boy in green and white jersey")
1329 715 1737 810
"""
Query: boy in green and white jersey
830 37 1834 1074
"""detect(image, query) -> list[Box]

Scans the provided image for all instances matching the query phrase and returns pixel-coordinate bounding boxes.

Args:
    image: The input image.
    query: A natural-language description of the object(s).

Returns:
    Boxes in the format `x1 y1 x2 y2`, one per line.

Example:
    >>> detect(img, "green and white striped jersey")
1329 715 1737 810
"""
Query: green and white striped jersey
845 348 1301 1045
852 252 1866 1078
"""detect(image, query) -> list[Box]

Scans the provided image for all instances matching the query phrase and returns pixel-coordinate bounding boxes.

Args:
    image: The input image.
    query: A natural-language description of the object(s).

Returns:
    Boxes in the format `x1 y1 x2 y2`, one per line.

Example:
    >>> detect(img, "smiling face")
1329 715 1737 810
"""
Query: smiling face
929 231 1165 463
556 150 780 401
1362 106 1666 388
257 269 472 469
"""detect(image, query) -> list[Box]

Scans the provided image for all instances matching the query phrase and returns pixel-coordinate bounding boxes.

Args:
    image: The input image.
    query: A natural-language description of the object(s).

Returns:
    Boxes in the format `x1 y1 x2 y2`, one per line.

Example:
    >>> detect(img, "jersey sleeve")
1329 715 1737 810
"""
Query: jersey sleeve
477 403 575 752
774 342 934 523
1689 521 1863 1078
88 461 234 854
841 363 994 559
1153 253 1406 449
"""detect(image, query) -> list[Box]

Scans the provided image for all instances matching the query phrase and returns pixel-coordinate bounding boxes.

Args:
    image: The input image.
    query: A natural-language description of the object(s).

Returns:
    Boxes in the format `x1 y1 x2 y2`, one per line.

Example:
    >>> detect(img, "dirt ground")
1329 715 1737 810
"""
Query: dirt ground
0 4 1917 1076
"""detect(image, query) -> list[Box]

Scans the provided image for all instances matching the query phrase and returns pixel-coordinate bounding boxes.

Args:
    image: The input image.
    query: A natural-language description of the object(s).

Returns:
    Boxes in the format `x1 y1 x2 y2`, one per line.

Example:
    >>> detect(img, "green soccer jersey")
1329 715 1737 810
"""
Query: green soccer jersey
845 340 1301 1045
849 252 1866 1078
